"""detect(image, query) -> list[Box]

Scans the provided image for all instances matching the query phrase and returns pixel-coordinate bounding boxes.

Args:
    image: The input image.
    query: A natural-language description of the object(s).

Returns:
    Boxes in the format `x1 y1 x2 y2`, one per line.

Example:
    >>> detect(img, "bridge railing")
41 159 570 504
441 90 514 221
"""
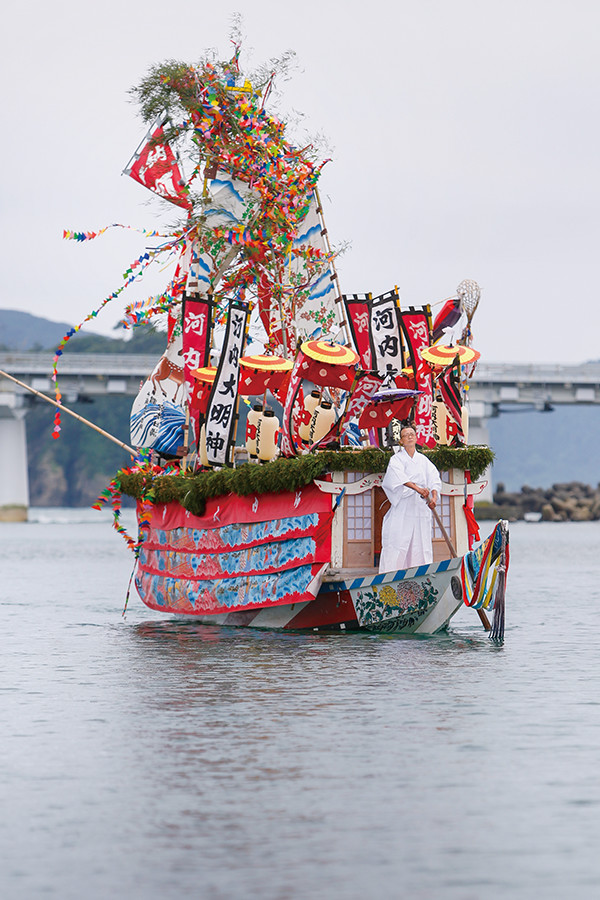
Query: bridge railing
0 351 158 376
3 353 600 407
473 361 600 383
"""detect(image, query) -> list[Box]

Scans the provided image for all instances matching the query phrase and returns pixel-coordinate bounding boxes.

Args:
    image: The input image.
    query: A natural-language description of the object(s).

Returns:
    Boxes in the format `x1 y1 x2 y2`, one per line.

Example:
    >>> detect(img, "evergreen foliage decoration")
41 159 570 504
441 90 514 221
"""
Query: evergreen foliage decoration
116 446 494 518
423 445 494 482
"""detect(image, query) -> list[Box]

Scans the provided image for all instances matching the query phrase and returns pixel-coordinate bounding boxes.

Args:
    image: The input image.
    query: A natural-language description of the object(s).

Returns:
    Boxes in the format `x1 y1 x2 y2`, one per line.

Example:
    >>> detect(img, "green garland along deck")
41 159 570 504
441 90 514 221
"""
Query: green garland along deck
118 446 494 518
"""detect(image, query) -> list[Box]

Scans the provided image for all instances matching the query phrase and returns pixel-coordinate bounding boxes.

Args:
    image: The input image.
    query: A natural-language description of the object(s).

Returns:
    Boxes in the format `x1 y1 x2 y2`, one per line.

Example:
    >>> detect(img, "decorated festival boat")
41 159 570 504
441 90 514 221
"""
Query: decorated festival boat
53 42 509 637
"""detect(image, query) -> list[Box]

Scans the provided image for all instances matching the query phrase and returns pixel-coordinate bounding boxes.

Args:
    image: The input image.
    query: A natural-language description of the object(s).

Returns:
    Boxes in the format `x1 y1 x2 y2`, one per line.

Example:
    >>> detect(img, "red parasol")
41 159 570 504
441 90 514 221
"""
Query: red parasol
190 365 217 415
192 366 217 383
420 344 480 370
239 354 293 396
299 340 359 390
358 388 419 429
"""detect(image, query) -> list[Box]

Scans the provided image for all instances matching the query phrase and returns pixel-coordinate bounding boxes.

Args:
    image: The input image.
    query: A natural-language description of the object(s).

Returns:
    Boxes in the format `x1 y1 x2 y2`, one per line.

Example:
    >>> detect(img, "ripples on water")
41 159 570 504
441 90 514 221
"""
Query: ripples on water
2 511 600 899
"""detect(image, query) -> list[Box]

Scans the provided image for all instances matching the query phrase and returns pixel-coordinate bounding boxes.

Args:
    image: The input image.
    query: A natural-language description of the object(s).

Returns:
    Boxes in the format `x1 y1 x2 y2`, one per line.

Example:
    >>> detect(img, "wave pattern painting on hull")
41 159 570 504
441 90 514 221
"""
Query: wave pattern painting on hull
134 487 334 616
139 534 317 579
135 562 320 615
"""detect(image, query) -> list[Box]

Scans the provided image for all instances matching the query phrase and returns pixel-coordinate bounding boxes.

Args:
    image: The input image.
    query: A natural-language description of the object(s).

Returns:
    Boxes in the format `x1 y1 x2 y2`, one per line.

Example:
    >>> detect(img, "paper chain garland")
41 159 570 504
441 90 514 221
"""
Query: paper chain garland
56 48 335 437
63 224 169 242
53 230 188 432
92 451 180 552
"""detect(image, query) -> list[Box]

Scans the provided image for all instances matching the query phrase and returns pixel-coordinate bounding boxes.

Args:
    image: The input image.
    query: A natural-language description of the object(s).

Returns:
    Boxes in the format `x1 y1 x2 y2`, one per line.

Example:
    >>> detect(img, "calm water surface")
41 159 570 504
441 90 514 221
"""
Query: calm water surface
2 511 600 899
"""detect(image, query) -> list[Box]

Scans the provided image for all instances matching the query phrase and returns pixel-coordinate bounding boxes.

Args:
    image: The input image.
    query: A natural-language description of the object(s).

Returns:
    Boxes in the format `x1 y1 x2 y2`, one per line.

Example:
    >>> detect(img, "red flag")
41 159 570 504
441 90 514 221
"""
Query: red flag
342 293 372 369
279 353 306 457
125 120 191 210
400 307 435 448
257 271 273 336
308 372 383 450
463 503 481 543
182 294 213 406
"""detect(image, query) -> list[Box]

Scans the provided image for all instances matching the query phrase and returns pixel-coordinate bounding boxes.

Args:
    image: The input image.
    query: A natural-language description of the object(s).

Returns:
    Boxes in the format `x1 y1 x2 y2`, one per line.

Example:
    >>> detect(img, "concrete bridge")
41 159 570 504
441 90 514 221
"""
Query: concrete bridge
2 352 600 518
468 360 600 416
464 360 600 455
0 352 157 520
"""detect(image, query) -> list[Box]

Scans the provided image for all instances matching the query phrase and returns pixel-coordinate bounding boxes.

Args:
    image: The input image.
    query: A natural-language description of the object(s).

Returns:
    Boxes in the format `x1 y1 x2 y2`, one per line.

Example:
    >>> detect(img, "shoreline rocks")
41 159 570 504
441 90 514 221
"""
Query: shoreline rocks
475 482 600 522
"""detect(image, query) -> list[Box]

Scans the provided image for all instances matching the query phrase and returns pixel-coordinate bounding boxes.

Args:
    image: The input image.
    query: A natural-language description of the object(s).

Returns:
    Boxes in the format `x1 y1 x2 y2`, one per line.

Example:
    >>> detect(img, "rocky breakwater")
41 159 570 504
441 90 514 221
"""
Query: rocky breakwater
475 482 600 522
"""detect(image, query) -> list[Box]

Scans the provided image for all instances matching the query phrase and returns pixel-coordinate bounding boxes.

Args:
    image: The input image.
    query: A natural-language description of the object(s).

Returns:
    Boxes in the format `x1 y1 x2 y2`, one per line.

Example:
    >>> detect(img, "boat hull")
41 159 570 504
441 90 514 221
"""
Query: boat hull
132 487 471 635
136 556 464 634
341 557 464 633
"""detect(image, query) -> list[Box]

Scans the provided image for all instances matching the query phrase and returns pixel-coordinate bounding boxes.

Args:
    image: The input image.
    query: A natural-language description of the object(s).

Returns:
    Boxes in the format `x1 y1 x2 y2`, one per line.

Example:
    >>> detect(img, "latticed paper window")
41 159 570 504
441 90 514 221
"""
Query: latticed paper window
346 472 372 541
432 470 452 538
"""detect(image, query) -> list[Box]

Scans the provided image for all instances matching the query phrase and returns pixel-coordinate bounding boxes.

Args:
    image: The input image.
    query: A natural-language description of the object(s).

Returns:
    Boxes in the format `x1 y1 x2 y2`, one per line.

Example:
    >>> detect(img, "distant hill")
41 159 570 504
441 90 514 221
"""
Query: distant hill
0 308 166 354
0 309 75 351
63 327 167 355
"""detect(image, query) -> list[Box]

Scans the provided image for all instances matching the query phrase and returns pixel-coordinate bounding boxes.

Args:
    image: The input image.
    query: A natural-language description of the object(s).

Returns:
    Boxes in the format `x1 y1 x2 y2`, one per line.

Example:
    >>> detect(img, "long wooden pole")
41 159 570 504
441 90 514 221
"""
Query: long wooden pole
430 502 491 632
0 369 137 457
430 504 457 556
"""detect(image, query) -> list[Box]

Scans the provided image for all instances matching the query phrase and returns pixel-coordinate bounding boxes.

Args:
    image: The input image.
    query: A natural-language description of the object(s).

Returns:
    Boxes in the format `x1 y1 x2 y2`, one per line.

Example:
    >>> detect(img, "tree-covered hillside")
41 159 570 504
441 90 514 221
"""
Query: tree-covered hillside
26 395 135 507
0 308 166 354
0 309 75 351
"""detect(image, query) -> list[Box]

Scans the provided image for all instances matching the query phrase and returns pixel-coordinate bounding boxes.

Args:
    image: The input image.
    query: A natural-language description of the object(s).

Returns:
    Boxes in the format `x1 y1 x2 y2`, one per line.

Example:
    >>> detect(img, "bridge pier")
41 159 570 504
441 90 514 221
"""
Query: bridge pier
0 399 29 522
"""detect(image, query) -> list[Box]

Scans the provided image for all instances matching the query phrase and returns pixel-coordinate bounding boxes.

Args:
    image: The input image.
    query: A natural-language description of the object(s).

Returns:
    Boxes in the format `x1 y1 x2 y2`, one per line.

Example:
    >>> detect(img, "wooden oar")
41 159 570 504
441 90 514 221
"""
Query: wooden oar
0 368 137 457
430 502 491 632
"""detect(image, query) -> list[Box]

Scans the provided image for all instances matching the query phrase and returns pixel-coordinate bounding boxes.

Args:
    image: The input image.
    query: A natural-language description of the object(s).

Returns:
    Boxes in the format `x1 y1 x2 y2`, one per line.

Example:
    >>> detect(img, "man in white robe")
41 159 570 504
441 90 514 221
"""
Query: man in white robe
379 425 442 572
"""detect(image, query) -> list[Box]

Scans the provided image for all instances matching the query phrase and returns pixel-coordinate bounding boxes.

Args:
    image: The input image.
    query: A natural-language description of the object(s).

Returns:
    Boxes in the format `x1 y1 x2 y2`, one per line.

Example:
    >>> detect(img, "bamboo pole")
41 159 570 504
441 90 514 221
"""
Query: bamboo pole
431 504 457 556
0 369 137 457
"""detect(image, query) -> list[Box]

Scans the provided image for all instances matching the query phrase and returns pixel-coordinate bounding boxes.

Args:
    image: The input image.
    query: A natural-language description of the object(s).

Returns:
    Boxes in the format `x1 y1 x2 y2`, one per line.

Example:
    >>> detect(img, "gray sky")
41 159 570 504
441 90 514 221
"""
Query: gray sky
2 0 598 362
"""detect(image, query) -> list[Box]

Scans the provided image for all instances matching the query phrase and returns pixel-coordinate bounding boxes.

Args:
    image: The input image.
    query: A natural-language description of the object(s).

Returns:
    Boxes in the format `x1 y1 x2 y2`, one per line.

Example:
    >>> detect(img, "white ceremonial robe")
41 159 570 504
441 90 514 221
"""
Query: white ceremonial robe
379 447 442 573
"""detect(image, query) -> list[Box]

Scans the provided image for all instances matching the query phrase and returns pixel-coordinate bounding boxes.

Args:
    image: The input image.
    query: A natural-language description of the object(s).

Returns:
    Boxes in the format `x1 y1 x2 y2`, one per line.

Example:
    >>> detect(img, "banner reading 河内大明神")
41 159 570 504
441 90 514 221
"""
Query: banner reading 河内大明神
204 300 248 466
